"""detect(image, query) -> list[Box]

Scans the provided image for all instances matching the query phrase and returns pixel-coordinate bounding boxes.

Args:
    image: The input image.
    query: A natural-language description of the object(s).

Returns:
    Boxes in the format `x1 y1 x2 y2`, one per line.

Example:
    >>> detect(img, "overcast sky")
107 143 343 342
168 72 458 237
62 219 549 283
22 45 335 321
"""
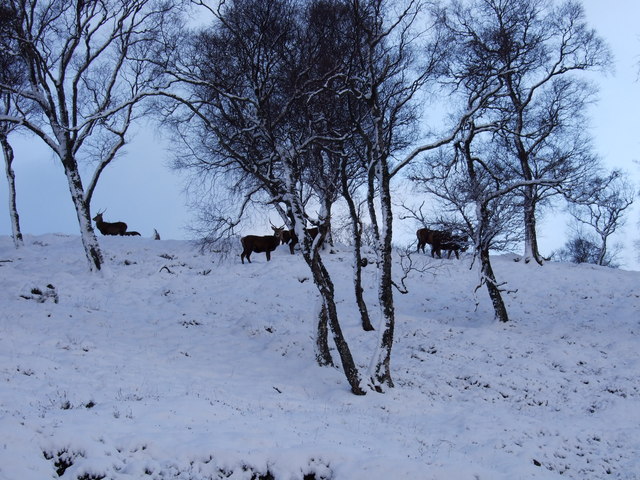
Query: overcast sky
1 0 639 268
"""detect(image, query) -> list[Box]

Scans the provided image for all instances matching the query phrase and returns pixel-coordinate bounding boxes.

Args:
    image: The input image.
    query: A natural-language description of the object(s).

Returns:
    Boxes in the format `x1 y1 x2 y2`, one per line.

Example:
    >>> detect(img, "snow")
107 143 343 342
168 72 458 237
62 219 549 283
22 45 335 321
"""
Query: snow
0 234 639 479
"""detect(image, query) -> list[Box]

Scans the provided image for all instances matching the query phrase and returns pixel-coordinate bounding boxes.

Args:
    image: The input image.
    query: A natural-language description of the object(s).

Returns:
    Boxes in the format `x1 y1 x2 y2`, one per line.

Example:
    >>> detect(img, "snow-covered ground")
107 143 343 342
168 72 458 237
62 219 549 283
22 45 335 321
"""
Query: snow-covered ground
0 234 638 479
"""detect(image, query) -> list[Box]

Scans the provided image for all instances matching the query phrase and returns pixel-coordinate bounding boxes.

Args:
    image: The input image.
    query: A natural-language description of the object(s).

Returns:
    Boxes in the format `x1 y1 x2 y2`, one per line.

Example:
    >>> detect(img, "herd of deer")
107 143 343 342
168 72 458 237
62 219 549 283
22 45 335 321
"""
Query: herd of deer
92 211 469 263
416 227 469 260
240 224 469 264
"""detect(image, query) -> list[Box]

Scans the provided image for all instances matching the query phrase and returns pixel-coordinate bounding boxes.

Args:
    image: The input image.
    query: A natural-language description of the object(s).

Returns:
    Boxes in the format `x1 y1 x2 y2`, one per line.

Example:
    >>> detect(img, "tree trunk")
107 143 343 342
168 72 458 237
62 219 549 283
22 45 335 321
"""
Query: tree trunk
461 130 511 324
62 154 104 272
287 184 365 395
596 237 608 267
1 133 23 248
479 247 509 323
368 159 395 391
366 163 380 240
505 73 545 267
305 249 365 395
341 158 374 331
522 191 544 265
315 304 334 367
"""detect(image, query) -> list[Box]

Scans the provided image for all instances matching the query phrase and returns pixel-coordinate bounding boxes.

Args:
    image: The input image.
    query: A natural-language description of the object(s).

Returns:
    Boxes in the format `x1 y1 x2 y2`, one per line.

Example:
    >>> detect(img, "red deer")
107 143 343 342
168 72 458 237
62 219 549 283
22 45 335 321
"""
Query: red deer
240 226 284 264
440 234 469 259
417 228 468 259
280 226 323 254
93 211 128 236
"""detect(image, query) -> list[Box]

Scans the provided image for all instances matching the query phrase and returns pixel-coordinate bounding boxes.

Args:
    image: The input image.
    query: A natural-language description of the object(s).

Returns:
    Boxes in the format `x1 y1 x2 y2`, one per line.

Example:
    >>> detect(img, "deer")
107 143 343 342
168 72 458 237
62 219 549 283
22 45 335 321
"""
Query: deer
279 226 323 254
417 227 468 259
439 233 469 259
92 210 132 236
93 210 127 236
240 225 284 264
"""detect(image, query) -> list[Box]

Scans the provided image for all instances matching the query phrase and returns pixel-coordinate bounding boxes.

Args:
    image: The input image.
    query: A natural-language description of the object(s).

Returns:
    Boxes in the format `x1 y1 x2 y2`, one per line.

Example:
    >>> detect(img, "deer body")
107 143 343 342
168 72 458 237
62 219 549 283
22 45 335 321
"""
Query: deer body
240 226 284 264
416 228 469 259
93 212 128 236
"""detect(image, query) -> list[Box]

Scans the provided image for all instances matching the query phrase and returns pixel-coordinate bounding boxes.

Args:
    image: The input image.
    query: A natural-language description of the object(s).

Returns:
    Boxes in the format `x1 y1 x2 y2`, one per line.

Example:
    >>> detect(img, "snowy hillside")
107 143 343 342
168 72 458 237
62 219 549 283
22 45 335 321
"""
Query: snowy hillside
0 234 639 480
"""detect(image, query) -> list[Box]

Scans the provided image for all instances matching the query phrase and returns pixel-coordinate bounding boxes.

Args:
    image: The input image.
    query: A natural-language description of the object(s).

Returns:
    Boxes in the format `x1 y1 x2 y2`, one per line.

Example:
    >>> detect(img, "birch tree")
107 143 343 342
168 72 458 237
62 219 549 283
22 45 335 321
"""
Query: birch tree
167 0 365 394
303 0 376 331
0 3 24 248
0 0 180 270
409 95 525 323
567 171 635 267
347 0 448 390
453 122 523 323
0 95 24 249
459 0 610 265
339 142 375 331
408 0 547 322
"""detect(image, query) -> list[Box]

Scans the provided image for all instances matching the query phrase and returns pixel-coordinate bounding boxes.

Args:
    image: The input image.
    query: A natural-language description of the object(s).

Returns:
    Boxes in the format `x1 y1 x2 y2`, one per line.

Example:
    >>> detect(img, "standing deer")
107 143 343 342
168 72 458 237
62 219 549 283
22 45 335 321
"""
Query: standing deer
92 210 129 236
240 226 284 264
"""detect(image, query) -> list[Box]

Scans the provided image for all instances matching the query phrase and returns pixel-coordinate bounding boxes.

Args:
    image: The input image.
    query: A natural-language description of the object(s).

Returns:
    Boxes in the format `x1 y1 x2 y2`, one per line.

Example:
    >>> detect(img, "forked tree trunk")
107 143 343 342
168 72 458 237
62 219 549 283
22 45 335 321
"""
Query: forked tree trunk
341 158 374 331
368 159 395 392
1 133 23 248
286 184 365 395
304 248 365 395
62 154 104 271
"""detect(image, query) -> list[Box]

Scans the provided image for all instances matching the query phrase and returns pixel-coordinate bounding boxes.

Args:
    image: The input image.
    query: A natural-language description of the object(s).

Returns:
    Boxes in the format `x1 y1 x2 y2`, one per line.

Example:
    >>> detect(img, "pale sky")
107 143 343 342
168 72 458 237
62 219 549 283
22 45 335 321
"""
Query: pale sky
543 0 640 269
1 0 639 268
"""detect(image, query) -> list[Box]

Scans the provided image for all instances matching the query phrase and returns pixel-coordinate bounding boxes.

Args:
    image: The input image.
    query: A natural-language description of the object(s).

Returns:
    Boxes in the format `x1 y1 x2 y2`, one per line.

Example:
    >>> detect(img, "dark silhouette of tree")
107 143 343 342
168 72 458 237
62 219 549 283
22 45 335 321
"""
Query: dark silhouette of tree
555 233 618 267
346 0 448 390
166 0 366 394
437 0 610 265
566 170 635 266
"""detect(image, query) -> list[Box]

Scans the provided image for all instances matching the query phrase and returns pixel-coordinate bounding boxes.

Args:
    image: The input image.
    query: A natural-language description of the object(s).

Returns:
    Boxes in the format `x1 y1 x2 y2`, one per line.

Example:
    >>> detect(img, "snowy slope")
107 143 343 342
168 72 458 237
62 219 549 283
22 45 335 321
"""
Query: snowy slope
0 234 638 479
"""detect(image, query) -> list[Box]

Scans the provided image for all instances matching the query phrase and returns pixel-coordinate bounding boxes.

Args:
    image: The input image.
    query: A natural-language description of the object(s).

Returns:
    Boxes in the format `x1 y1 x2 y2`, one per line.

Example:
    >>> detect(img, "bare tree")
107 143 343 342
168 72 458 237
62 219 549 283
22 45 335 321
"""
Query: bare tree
0 98 23 249
301 0 375 331
346 0 449 391
0 3 25 248
567 170 635 267
460 0 611 265
339 148 375 331
455 122 527 322
555 231 619 267
167 0 366 394
407 0 548 322
410 117 524 323
0 0 180 270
